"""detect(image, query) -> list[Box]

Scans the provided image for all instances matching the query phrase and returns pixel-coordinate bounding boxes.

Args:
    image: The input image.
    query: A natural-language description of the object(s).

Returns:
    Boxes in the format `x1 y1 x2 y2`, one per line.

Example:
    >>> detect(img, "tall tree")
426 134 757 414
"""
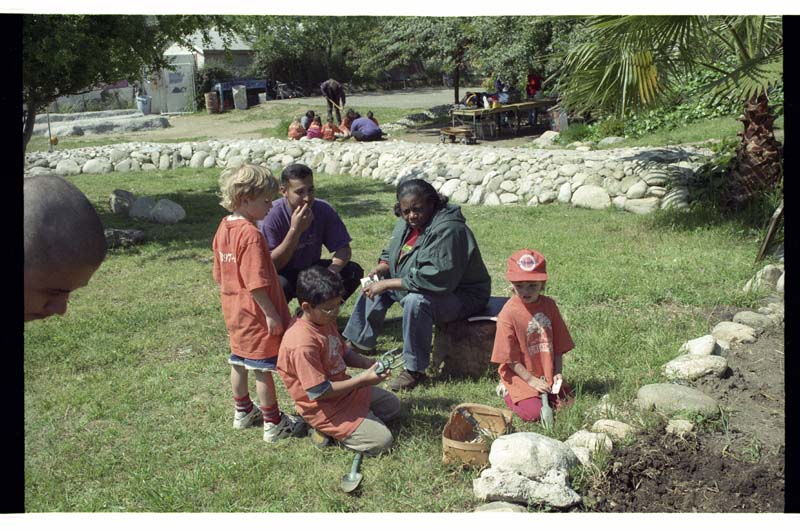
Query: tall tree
22 15 231 154
555 15 783 209
353 17 476 104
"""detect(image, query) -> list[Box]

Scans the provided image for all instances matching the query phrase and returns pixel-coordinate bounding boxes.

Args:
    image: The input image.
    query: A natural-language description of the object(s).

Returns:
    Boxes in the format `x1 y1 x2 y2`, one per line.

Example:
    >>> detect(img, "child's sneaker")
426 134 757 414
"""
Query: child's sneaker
310 428 332 449
495 382 508 398
263 412 307 443
233 404 263 429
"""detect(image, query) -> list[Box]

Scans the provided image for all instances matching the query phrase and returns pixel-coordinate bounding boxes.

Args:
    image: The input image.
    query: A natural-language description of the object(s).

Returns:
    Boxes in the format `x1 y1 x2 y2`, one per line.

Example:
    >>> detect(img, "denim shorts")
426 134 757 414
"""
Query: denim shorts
227 354 278 372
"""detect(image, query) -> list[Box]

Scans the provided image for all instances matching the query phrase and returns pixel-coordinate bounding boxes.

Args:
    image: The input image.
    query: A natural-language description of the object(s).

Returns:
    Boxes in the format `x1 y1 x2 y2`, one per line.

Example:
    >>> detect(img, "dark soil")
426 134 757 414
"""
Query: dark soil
581 302 785 512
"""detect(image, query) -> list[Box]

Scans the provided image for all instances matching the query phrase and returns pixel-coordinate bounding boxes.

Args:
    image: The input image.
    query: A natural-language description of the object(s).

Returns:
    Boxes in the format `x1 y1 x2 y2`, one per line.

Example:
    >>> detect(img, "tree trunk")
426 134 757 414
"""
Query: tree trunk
23 98 37 156
453 66 460 105
724 94 783 210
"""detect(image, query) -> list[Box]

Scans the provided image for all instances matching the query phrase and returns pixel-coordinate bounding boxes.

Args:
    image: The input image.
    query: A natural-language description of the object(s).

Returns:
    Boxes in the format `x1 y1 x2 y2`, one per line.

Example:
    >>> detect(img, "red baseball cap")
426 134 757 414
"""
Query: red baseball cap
505 249 548 282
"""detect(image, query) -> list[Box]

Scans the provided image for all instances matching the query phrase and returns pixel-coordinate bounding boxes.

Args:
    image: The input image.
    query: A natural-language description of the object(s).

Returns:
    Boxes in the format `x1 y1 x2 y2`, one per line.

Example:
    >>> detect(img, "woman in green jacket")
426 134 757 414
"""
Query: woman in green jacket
342 179 491 391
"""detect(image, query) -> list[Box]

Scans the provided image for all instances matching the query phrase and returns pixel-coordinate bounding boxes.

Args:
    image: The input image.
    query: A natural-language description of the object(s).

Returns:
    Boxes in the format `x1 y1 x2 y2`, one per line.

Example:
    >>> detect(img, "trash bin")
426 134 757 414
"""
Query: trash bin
204 91 220 114
232 85 248 110
136 95 152 115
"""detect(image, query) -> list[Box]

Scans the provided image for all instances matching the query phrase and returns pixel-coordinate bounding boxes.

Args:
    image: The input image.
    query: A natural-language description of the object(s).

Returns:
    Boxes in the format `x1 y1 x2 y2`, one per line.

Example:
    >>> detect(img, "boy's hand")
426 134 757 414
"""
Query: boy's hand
363 363 391 385
265 315 284 335
528 377 551 393
290 203 314 234
362 280 389 300
368 262 390 279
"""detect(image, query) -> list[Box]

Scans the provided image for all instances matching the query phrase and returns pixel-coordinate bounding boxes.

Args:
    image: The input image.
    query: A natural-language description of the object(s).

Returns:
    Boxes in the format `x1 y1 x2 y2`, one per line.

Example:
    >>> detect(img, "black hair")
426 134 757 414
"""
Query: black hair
367 111 374 118
354 112 361 119
296 266 344 306
280 163 313 187
305 110 315 118
393 178 448 217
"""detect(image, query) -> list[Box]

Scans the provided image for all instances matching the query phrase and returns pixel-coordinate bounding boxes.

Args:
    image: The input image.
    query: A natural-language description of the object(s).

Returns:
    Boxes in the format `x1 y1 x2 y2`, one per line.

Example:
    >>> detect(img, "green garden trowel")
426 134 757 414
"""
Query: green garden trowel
340 452 363 493
539 391 554 429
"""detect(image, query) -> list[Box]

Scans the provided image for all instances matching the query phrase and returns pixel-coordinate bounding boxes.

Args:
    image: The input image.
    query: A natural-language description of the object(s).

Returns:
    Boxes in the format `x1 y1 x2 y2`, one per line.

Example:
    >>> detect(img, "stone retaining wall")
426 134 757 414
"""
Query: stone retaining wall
24 138 713 214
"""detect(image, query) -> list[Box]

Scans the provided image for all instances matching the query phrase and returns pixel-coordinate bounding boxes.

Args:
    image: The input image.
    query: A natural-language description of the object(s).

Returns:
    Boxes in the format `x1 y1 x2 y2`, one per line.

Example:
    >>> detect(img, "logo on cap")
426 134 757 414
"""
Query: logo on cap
517 254 537 272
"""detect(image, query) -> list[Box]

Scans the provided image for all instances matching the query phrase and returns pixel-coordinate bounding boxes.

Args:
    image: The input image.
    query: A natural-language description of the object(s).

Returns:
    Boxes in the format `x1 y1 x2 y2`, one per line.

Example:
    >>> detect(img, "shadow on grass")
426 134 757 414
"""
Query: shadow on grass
577 378 617 398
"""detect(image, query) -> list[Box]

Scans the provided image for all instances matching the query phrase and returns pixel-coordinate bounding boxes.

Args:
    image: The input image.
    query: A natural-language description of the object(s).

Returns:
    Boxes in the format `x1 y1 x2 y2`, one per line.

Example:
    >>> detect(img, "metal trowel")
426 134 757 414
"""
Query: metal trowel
340 452 363 493
540 391 554 429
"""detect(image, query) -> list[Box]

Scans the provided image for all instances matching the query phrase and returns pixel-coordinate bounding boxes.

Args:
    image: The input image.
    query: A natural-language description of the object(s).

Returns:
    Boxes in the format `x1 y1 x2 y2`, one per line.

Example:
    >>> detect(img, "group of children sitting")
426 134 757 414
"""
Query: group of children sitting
288 109 382 142
212 163 574 457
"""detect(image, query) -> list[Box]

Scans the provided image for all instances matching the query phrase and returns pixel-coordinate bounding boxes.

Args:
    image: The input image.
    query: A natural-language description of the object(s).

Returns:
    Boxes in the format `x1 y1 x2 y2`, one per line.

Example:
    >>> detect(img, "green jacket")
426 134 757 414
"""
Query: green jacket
379 203 491 311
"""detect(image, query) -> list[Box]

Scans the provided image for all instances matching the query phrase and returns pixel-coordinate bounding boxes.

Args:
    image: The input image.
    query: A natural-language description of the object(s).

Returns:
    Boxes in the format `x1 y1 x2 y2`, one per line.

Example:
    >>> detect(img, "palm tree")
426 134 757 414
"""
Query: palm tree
555 16 783 210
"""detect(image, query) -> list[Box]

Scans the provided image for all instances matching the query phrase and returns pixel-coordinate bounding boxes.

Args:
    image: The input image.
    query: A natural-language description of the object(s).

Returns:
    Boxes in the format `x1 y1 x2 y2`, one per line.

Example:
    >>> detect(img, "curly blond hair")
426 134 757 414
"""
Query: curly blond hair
218 163 278 212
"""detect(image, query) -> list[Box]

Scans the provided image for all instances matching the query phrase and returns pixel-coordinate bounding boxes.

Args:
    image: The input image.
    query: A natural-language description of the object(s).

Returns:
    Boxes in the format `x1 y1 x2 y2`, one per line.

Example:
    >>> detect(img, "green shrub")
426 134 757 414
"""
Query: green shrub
596 117 625 137
558 123 592 143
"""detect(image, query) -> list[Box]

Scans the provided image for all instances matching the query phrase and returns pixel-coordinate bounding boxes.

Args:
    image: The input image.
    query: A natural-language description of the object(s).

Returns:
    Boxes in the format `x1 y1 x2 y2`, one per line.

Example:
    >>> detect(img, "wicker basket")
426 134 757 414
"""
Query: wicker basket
442 403 513 467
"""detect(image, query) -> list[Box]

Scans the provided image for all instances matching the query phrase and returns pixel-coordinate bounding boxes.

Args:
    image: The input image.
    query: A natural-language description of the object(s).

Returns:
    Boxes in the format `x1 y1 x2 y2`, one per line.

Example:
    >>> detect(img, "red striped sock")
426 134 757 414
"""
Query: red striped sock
260 404 280 424
234 395 254 413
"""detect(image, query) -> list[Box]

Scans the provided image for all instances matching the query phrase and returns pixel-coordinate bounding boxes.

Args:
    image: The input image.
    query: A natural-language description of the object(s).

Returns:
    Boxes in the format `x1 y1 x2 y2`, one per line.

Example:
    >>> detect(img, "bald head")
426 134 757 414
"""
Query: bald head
24 176 106 321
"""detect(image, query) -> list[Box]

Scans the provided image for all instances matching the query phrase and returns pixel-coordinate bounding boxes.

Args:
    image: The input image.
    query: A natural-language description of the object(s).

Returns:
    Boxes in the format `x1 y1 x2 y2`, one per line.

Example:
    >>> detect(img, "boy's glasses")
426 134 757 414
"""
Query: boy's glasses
315 304 342 315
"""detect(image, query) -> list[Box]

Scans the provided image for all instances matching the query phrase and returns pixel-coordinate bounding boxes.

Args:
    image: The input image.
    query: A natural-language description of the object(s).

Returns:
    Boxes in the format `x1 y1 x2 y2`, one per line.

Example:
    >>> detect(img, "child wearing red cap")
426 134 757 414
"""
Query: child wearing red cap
490 249 575 422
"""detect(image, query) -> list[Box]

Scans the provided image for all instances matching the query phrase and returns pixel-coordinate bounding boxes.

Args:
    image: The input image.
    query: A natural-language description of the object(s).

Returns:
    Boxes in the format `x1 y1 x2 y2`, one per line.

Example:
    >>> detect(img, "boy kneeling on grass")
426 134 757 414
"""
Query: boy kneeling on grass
277 266 401 455
491 249 575 423
213 163 307 443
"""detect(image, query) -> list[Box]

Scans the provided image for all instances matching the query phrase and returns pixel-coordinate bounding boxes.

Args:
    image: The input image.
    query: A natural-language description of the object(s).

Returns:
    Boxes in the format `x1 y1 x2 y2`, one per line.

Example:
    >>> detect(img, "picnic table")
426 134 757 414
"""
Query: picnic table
450 99 557 139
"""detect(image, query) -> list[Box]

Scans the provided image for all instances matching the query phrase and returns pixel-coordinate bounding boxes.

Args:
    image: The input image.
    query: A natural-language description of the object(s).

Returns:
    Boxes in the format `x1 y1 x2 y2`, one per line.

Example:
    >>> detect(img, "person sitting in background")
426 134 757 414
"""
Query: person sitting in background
306 116 323 139
288 117 306 140
321 118 343 141
350 113 383 142
367 111 379 126
301 110 316 130
339 108 357 136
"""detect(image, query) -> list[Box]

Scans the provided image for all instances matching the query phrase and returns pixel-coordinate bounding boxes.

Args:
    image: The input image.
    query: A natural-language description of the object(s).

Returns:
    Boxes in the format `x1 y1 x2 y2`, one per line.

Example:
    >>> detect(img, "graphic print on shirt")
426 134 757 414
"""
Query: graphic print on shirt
326 334 347 374
526 312 553 356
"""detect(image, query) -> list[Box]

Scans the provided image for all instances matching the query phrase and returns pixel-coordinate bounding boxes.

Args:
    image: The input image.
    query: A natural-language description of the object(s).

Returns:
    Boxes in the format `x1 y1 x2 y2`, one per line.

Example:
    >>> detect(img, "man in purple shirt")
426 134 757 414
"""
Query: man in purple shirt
349 114 383 142
259 163 363 302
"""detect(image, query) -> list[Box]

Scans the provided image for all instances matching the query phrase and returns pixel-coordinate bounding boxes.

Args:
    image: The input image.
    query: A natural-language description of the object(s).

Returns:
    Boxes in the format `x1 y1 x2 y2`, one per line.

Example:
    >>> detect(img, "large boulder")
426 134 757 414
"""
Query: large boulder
129 197 157 220
55 159 81 176
489 432 578 479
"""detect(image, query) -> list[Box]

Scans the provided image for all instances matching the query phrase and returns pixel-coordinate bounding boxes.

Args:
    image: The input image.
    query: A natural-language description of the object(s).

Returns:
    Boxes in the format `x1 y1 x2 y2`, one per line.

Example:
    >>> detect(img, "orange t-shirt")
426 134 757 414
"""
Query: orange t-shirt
321 122 341 140
288 122 306 140
212 217 290 359
277 317 372 440
490 295 574 404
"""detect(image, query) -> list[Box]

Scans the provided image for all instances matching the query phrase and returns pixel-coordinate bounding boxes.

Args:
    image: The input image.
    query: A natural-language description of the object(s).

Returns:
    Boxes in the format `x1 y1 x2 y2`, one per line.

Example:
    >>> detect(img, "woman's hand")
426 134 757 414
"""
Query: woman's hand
368 262 390 279
363 279 391 299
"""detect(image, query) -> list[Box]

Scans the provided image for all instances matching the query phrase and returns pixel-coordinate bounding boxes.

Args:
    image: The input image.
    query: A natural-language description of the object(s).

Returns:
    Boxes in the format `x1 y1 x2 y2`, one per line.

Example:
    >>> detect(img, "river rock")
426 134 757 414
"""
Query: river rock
711 321 757 344
679 335 717 356
129 197 157 220
733 311 773 333
590 419 636 442
666 419 695 436
571 185 610 210
473 467 581 509
634 383 719 416
82 157 112 174
150 199 186 224
743 264 783 293
109 189 137 214
624 197 660 214
664 354 728 381
55 159 81 176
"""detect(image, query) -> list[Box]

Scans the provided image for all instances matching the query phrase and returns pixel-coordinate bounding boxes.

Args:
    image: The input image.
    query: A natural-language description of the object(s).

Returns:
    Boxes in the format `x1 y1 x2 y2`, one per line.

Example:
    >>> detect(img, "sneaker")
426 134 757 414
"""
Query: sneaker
495 382 508 398
233 404 262 430
389 369 427 392
310 428 332 449
263 412 308 443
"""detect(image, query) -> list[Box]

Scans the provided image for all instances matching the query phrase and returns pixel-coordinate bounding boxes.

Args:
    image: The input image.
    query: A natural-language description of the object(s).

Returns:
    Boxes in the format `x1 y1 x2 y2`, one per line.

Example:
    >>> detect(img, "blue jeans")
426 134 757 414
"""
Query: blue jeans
342 290 482 373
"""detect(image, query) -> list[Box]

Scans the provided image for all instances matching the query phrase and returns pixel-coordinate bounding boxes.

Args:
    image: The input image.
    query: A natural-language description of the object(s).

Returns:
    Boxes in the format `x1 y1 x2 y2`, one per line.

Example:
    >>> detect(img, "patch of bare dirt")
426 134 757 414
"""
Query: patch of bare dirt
580 300 785 512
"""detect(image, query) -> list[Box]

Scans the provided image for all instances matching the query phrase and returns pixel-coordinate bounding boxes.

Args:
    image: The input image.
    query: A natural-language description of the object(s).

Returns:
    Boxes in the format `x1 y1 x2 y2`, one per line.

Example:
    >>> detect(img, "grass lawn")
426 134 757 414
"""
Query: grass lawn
24 168 773 512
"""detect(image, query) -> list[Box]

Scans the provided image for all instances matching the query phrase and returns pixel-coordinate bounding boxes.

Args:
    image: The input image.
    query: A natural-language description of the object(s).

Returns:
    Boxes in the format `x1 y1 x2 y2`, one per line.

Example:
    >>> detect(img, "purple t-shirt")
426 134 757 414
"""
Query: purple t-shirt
259 198 352 272
350 117 381 137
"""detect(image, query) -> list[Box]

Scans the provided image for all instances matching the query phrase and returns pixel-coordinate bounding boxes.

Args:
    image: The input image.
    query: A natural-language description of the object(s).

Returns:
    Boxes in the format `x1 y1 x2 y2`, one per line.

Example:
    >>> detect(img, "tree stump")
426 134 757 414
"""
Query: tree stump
431 297 509 379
